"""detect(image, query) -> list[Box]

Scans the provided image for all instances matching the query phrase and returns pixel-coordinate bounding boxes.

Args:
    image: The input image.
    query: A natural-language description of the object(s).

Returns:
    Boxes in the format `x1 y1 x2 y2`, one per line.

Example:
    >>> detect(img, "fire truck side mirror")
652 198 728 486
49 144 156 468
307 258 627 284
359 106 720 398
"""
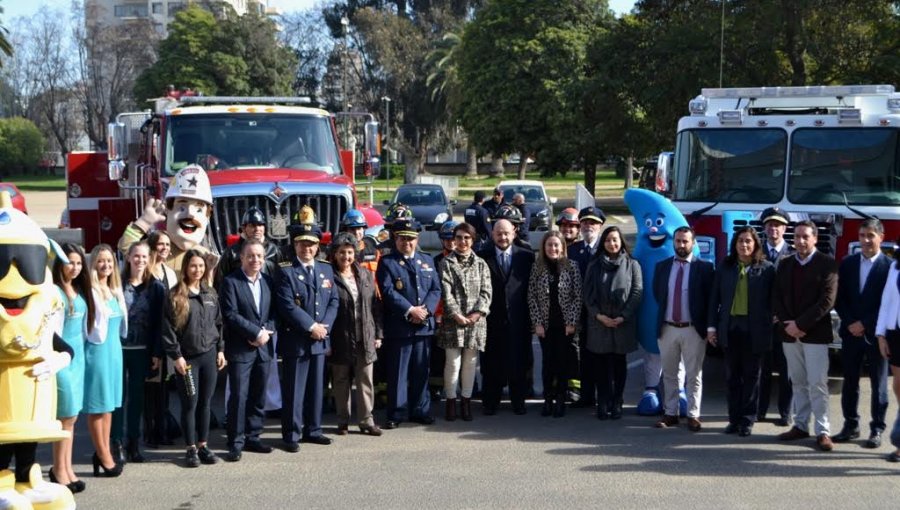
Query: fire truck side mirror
655 151 674 196
364 120 381 178
107 122 127 181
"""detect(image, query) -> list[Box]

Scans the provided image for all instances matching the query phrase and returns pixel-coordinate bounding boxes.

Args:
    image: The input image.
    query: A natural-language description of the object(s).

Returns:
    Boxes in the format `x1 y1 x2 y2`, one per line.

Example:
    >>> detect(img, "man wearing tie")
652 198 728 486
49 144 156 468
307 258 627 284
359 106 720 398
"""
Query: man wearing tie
376 219 442 429
653 227 714 431
758 207 794 426
568 206 606 409
834 218 892 447
221 240 276 462
275 223 339 452
479 219 535 415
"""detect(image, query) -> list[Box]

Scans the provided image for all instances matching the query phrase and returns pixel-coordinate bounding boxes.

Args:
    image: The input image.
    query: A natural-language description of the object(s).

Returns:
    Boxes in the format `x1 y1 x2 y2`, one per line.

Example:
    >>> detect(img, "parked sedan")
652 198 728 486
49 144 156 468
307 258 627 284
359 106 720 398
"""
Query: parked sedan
497 180 556 231
0 183 27 214
385 183 456 230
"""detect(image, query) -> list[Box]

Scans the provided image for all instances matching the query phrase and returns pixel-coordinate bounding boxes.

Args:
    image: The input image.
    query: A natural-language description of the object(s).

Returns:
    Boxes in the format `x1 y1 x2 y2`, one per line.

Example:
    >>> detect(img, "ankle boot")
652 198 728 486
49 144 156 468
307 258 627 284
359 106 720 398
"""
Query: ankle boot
553 395 566 418
610 399 623 420
541 398 554 417
445 398 457 421
460 397 473 422
111 440 126 465
126 438 145 463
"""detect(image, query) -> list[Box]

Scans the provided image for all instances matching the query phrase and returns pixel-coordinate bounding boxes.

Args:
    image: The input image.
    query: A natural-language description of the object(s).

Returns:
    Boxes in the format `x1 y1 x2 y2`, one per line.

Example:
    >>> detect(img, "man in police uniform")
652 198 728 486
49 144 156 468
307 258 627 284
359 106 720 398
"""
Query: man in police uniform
376 218 442 429
340 209 379 275
464 191 492 252
275 223 339 452
377 203 414 257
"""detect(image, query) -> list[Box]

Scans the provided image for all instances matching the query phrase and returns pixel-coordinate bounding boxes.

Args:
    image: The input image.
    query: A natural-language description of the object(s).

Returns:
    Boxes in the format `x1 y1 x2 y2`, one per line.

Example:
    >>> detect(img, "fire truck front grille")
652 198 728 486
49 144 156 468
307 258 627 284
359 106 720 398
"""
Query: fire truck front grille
728 217 839 256
211 194 349 253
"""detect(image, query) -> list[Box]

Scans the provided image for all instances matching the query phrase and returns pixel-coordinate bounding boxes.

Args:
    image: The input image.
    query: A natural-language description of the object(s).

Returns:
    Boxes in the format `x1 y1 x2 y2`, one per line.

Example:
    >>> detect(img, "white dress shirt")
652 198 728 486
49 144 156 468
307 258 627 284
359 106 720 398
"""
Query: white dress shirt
876 262 900 336
859 252 882 293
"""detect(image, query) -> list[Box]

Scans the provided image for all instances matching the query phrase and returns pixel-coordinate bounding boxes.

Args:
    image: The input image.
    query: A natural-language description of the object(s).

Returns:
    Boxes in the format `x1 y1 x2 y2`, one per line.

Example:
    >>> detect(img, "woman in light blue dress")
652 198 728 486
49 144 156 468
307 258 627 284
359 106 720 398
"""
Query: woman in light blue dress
50 243 95 493
84 244 127 477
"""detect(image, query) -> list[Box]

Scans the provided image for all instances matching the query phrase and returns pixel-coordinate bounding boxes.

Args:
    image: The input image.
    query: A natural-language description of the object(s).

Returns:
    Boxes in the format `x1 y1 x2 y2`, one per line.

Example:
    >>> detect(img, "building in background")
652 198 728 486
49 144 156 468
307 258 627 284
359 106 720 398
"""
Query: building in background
85 0 279 36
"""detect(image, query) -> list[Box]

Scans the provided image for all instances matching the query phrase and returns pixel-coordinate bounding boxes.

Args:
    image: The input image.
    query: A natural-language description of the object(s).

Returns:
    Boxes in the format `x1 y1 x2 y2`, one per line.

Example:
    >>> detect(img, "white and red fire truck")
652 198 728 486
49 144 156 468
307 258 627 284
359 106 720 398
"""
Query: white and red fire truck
66 91 381 251
657 84 900 263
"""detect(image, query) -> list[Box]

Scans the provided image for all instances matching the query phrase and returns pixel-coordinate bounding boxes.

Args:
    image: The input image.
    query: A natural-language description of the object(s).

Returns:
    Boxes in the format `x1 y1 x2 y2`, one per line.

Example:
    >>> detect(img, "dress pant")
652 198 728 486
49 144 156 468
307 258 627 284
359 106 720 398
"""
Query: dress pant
840 334 889 434
759 336 792 420
332 359 375 427
280 353 325 443
783 341 830 435
659 324 705 418
584 350 627 409
112 347 149 442
226 352 270 450
724 317 762 426
384 336 432 422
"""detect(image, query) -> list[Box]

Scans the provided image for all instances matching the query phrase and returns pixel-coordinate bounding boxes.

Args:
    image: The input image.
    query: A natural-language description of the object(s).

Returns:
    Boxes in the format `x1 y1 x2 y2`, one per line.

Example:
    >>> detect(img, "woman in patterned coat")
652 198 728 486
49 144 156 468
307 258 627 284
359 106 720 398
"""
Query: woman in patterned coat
528 230 582 418
437 223 492 422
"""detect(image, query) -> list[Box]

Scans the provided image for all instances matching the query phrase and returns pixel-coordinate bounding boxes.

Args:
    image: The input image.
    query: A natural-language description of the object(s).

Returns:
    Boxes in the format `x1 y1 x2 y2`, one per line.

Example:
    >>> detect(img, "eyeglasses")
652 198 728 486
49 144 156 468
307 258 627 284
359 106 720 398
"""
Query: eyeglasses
454 235 473 241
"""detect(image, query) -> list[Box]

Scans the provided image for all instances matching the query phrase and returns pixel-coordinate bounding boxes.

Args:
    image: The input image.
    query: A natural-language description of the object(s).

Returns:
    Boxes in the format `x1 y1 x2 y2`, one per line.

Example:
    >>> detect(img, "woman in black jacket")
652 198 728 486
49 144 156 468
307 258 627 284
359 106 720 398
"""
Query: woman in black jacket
707 227 775 437
161 250 225 467
328 233 384 436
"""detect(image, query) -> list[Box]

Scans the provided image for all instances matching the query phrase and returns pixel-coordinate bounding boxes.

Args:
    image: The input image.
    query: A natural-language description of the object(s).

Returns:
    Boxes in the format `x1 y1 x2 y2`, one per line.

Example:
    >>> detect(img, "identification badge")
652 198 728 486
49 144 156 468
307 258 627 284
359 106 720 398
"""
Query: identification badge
395 279 404 290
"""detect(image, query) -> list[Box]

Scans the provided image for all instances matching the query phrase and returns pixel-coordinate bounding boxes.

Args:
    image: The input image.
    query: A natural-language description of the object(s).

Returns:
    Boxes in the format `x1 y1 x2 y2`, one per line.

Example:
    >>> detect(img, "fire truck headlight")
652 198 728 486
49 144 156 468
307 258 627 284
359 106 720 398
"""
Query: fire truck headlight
887 97 900 112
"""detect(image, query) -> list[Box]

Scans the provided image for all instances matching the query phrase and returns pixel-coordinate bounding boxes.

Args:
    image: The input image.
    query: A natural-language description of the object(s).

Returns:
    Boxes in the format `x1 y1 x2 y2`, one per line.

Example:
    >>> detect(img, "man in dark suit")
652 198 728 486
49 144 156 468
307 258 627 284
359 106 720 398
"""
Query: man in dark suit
376 219 442 429
479 218 535 415
773 220 839 451
758 206 794 426
221 239 277 462
653 226 714 431
568 205 605 408
275 223 339 452
465 190 492 252
834 218 892 447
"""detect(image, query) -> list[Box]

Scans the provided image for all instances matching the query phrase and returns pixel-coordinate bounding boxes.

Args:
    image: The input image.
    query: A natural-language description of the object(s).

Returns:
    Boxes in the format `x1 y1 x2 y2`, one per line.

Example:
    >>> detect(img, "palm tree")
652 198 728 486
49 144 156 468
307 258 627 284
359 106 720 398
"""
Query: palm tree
0 5 13 67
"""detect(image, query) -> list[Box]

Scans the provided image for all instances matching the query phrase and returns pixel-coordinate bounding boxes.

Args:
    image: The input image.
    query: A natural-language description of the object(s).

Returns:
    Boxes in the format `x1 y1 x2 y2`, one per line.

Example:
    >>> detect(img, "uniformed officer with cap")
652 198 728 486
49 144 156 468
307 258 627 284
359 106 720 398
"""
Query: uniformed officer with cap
567 205 606 409
275 222 339 451
375 218 442 428
464 191 492 252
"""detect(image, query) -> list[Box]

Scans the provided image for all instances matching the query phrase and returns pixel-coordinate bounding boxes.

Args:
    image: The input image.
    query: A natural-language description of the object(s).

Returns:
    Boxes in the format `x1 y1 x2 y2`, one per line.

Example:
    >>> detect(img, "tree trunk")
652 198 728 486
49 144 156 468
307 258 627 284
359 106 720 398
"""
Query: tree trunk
490 155 505 177
517 157 527 180
404 158 419 184
781 0 807 85
625 153 634 189
465 139 478 177
584 157 597 197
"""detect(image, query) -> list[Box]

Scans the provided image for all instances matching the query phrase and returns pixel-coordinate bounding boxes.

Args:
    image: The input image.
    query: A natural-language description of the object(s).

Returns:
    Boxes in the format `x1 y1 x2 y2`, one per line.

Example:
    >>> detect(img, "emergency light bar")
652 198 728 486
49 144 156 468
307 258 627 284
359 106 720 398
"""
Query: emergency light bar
701 85 894 99
177 96 312 105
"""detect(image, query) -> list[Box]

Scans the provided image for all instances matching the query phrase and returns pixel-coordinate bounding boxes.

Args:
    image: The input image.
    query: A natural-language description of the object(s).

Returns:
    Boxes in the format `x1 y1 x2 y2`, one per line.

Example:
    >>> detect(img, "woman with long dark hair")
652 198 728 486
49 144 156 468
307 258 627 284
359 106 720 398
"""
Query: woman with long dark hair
50 243 95 492
583 226 643 420
528 231 582 418
161 249 225 467
85 244 127 477
111 241 165 463
707 226 775 437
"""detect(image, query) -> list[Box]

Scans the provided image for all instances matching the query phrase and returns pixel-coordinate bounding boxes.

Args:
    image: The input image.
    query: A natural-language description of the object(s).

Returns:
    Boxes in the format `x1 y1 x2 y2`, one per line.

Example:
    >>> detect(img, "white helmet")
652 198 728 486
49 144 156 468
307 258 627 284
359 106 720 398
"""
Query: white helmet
165 164 213 205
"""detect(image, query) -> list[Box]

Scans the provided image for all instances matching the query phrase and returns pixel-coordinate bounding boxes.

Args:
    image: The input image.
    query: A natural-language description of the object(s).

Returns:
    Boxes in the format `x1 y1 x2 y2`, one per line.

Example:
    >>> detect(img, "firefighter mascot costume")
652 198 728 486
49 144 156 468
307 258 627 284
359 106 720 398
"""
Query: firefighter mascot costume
0 191 75 510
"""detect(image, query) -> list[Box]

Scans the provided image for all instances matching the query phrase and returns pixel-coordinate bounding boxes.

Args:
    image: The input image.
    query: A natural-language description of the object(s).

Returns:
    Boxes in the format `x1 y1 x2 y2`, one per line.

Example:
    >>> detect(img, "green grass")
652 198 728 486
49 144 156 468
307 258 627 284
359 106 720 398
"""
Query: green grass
1 173 67 191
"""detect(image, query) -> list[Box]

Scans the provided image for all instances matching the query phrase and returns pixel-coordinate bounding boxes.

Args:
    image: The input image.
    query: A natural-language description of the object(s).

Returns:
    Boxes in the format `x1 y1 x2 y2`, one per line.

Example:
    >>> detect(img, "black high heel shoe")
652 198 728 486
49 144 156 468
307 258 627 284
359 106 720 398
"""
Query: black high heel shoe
48 468 86 493
92 453 123 478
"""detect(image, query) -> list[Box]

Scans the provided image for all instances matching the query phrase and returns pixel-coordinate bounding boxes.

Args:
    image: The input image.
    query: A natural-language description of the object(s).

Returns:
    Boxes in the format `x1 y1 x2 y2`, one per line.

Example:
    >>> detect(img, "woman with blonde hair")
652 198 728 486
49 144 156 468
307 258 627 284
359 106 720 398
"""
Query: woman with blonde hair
161 249 225 467
528 231 582 418
85 243 127 477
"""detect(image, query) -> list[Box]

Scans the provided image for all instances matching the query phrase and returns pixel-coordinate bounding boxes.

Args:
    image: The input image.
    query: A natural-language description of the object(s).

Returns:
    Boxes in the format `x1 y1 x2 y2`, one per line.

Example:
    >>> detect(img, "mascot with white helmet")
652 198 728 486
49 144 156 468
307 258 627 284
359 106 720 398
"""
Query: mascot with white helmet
0 191 76 510
118 164 218 278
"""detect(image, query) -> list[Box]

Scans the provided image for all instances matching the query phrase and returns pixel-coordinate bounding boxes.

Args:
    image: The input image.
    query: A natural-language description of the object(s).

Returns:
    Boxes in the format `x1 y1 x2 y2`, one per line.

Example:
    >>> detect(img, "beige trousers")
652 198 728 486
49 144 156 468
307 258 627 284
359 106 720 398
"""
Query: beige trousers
332 359 375 427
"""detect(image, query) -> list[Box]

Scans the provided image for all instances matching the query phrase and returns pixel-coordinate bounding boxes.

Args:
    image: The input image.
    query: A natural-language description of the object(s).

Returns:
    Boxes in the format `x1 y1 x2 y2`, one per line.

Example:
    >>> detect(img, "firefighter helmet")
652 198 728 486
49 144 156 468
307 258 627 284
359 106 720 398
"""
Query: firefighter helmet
241 207 266 226
492 203 523 225
165 164 213 205
341 209 368 230
383 202 413 225
438 220 459 240
555 207 580 226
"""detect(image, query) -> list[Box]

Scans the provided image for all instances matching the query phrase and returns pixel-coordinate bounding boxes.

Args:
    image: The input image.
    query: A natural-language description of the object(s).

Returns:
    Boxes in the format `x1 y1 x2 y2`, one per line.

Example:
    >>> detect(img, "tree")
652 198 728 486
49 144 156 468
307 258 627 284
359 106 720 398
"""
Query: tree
280 9 335 100
0 3 12 68
0 117 45 172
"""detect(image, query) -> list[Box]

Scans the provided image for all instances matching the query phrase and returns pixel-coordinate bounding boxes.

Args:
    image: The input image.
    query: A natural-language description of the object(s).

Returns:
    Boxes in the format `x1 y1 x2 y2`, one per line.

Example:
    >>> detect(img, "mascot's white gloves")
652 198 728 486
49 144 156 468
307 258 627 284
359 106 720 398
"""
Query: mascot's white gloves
31 351 72 381
133 197 167 233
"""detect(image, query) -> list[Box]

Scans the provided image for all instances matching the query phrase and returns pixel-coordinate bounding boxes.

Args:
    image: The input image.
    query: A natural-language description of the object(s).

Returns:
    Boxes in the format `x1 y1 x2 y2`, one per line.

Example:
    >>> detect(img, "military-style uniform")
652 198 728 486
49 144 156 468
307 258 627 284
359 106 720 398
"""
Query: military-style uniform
376 247 442 424
275 256 339 444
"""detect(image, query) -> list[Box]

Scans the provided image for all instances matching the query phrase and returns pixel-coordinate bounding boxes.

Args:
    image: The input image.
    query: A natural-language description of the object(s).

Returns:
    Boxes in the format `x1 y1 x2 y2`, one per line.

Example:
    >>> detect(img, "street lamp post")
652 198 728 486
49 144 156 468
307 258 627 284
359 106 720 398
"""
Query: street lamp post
340 16 350 112
382 96 391 186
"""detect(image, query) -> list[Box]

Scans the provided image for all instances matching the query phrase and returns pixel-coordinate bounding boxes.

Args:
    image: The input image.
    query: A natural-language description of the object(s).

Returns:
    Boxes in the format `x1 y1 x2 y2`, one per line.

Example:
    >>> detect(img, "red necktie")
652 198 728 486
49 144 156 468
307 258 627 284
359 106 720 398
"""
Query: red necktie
673 261 685 322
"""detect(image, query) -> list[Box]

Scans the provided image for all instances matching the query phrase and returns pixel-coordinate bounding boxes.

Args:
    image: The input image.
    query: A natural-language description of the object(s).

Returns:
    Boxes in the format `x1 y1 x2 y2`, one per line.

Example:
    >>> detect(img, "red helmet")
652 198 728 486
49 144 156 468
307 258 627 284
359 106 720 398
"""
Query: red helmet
555 208 580 226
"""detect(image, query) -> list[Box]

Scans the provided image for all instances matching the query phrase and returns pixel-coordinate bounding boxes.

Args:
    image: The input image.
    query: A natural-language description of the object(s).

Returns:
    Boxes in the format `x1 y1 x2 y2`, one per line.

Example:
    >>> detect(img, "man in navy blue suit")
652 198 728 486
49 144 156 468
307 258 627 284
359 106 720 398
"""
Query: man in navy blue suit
834 218 892 447
653 226 714 431
376 218 442 429
275 223 339 452
221 239 277 462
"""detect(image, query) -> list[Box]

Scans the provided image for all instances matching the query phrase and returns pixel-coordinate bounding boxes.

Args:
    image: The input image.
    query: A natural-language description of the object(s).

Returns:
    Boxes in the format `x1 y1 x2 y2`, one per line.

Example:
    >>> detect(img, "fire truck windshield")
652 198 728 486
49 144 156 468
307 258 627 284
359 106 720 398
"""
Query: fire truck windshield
164 113 342 176
788 128 900 206
673 128 787 203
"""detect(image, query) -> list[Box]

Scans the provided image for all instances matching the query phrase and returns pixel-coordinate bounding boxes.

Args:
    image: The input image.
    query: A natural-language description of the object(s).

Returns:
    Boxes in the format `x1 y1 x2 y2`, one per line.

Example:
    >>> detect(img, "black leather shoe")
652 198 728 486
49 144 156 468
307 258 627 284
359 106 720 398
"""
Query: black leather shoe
832 424 861 443
384 421 401 430
513 405 527 416
724 423 739 434
739 425 753 437
773 416 790 427
184 447 200 468
197 445 219 464
541 399 553 417
125 439 145 463
864 431 883 449
410 415 435 425
111 440 126 466
283 442 301 453
224 448 242 462
482 405 497 416
302 435 333 445
244 441 274 454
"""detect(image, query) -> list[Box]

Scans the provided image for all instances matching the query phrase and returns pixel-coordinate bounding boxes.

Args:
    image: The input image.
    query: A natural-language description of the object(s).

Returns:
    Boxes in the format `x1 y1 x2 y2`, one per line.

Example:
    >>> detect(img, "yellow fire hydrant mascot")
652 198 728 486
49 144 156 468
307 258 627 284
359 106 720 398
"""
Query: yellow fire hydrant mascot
0 192 75 510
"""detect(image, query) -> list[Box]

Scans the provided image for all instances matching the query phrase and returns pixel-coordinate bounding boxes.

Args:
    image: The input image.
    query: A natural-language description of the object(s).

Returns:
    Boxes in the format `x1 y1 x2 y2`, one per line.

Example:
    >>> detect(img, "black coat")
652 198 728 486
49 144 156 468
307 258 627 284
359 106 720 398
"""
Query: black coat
330 265 383 366
835 252 892 339
708 259 776 354
478 245 534 374
772 251 838 344
220 269 276 363
653 257 715 339
162 284 223 359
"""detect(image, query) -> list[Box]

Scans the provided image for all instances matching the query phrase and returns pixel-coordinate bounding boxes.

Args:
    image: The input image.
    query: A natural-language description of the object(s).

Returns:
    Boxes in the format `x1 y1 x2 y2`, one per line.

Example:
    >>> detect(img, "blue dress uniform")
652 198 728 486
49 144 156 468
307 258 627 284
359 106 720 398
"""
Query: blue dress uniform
275 224 339 446
376 219 442 425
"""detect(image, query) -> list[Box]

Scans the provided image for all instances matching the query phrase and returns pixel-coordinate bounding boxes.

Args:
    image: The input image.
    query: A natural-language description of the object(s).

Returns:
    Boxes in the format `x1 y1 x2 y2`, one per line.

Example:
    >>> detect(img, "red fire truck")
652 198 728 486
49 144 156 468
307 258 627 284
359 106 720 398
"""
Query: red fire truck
66 92 381 251
657 84 900 263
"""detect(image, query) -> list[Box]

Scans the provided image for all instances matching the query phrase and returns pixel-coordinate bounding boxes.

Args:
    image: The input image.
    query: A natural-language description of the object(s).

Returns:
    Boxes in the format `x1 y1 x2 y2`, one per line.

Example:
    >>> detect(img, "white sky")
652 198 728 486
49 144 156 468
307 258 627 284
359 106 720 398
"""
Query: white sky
3 0 636 22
